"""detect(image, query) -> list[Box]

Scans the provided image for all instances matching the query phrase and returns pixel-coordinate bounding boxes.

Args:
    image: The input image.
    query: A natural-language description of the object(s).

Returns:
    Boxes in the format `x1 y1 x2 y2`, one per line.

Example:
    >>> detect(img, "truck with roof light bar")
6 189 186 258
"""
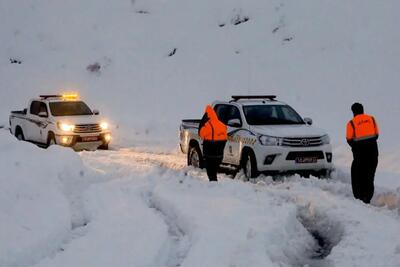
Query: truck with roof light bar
9 94 111 150
180 95 333 179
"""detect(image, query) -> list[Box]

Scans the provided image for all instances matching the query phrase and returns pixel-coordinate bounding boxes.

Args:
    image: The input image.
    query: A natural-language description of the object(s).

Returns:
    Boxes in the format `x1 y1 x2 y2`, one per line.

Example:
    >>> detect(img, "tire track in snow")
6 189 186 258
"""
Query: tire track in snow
295 204 344 266
82 148 400 216
28 182 93 266
80 149 400 266
142 190 191 267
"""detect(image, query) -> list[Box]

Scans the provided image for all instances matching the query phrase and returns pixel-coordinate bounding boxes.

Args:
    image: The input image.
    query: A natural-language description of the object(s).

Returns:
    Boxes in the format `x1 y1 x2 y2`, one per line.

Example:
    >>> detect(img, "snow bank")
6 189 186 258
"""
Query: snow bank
33 176 169 267
0 131 86 267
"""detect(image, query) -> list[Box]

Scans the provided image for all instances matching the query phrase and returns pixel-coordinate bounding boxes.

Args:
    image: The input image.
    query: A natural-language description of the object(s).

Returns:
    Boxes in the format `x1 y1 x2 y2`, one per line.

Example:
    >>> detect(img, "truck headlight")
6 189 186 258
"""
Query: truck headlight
321 134 330 145
100 122 109 130
60 136 73 145
58 122 75 132
259 135 282 146
104 133 112 143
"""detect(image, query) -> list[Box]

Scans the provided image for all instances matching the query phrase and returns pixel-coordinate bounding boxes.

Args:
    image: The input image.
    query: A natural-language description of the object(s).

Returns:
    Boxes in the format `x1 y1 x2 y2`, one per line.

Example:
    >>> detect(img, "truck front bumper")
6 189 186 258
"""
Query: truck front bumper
55 132 111 150
254 144 333 174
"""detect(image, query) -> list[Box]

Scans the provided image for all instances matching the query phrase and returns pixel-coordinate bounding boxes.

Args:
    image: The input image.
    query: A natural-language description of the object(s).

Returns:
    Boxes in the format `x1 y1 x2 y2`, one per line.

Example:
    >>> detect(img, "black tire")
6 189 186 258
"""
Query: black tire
188 144 204 169
98 143 109 150
47 132 56 147
318 169 332 179
15 127 25 141
242 150 259 180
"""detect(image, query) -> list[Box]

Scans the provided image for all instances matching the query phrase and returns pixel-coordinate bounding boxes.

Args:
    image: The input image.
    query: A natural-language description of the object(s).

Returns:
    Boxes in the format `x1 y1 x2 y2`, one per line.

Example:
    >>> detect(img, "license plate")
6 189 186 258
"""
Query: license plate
295 157 317 164
82 136 99 142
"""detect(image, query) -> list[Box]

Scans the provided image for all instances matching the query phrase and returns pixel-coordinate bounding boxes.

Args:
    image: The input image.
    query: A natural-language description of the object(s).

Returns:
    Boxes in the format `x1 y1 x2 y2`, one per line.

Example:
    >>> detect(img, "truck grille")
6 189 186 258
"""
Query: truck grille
282 137 323 147
73 124 101 133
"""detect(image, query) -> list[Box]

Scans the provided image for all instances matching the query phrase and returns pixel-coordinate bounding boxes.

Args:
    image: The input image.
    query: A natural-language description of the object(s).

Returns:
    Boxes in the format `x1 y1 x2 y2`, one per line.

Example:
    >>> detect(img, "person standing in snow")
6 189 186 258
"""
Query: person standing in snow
346 103 379 204
198 105 227 182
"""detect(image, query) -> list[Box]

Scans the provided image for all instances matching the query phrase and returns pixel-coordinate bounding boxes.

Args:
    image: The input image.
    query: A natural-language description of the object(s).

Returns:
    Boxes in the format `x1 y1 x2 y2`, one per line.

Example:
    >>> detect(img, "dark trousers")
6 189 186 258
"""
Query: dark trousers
205 157 223 182
351 156 378 203
202 140 226 182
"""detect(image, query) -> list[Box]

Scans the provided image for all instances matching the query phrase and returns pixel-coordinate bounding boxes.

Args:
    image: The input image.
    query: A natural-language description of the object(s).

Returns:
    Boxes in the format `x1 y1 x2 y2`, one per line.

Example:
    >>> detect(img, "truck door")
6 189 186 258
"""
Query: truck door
214 104 243 165
26 101 48 143
37 102 50 143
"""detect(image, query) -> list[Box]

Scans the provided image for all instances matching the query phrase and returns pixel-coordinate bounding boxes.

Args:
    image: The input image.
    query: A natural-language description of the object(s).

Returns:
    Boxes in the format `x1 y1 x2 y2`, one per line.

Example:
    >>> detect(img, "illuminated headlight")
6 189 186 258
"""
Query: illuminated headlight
259 135 282 146
58 122 75 132
60 136 73 145
104 133 112 143
100 122 109 130
321 134 330 145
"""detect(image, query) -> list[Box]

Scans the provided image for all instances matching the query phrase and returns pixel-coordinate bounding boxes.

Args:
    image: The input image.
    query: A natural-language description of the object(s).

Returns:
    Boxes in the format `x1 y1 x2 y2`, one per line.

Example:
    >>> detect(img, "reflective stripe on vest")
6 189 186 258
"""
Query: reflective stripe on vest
353 134 378 141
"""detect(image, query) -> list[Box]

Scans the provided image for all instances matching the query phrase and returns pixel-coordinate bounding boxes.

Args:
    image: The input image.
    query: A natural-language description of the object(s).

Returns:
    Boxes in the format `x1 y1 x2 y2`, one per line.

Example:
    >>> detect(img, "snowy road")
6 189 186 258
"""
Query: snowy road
26 148 400 267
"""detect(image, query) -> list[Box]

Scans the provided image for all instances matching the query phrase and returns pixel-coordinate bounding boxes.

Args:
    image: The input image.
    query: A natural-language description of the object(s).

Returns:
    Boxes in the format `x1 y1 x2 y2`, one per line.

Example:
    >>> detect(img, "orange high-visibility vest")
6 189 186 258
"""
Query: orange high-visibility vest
346 114 379 142
199 105 227 141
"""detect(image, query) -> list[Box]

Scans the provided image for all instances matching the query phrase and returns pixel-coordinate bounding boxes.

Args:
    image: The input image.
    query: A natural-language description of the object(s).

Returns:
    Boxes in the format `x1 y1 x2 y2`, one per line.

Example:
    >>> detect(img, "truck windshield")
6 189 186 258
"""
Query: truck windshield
243 105 305 125
49 101 93 116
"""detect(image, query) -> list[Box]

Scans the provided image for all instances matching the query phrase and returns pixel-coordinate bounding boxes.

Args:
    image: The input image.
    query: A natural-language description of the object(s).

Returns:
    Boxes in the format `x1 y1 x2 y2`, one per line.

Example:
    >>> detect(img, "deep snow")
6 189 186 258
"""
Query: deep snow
0 132 78 267
2 0 400 266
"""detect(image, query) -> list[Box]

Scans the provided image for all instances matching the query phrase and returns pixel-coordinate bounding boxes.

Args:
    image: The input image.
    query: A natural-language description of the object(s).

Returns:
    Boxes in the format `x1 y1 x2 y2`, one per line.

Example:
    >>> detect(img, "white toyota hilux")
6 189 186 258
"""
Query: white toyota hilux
9 94 111 150
180 95 333 179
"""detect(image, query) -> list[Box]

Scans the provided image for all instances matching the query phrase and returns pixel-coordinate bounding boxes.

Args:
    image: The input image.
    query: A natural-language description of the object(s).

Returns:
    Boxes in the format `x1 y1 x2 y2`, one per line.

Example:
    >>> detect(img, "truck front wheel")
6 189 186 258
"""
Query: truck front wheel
98 144 109 150
242 151 259 180
188 145 203 169
47 133 56 147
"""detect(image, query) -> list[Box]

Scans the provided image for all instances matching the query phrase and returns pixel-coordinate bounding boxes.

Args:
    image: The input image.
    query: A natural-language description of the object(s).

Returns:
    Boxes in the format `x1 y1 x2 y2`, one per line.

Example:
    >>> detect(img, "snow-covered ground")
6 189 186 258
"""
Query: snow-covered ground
2 0 400 266
2 133 399 267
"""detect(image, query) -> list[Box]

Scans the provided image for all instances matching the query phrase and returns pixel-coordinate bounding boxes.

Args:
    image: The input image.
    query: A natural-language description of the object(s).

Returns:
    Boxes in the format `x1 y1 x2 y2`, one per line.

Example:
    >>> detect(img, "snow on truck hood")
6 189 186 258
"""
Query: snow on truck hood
249 124 328 138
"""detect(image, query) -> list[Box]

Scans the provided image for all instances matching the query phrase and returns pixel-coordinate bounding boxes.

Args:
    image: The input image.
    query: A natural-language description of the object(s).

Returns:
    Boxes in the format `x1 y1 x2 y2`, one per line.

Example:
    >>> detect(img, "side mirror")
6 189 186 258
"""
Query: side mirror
304 117 313 125
93 109 100 115
38 111 48 118
227 118 241 128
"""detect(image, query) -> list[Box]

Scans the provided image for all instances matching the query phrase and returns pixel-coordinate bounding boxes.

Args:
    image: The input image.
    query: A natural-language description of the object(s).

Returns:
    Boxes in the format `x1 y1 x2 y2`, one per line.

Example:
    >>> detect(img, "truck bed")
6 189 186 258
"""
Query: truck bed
11 109 27 115
181 119 201 129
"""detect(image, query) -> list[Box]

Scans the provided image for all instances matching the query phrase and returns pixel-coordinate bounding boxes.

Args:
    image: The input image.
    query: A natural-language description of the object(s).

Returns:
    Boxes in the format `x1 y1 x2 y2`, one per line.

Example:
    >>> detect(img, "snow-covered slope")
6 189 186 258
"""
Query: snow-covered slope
1 0 399 151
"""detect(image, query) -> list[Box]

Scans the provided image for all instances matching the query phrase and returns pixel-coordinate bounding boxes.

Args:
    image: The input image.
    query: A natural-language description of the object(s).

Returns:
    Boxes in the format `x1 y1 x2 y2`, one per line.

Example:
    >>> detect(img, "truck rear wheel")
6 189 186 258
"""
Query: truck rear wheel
15 128 25 141
188 144 203 169
242 151 259 180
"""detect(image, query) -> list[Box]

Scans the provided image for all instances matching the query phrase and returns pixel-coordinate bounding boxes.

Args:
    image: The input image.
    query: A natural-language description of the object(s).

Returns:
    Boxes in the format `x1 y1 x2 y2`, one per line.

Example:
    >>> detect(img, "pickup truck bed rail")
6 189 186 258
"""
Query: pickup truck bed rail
11 110 27 115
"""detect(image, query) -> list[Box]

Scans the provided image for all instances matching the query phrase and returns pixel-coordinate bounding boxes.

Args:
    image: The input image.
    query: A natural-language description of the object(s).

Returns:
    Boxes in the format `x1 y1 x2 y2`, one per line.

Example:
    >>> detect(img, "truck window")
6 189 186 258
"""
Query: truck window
214 104 242 126
30 101 41 115
49 101 93 116
243 105 304 125
39 102 48 117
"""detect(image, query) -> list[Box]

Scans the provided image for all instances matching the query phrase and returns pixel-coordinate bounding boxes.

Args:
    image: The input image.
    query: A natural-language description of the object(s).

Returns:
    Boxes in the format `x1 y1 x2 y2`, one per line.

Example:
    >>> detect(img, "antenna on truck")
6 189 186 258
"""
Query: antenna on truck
231 95 277 102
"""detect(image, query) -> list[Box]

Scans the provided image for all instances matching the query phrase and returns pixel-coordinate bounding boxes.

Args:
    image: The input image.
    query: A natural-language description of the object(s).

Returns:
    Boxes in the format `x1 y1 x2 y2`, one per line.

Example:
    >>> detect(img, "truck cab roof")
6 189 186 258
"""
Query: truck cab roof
213 95 287 107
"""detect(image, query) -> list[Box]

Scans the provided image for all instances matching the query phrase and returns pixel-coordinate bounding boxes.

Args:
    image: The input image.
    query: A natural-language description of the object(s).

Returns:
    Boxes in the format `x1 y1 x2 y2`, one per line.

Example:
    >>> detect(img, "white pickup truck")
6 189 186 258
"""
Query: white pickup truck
9 94 111 150
180 95 333 179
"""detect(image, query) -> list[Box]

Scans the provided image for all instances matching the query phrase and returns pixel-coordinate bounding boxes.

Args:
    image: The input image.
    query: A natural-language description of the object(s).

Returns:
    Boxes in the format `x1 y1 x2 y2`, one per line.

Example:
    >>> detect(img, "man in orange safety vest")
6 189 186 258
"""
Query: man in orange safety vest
199 105 227 181
346 103 379 203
